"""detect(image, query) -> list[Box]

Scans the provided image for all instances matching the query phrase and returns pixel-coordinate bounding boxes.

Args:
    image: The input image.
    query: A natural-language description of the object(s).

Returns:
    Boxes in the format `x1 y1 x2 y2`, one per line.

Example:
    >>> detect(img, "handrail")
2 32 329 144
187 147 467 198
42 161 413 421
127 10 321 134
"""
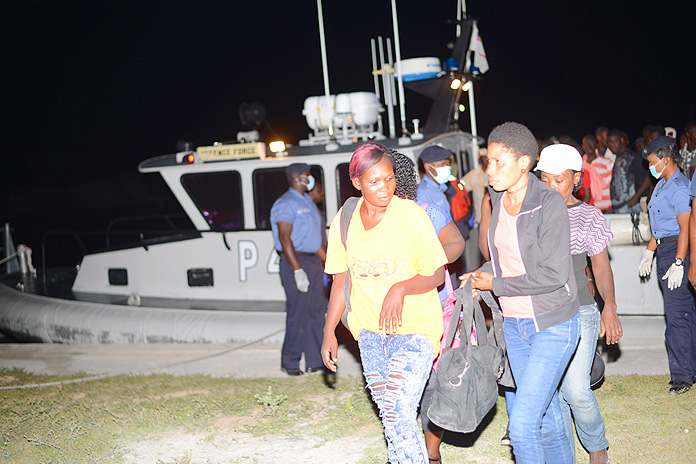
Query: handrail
105 213 188 248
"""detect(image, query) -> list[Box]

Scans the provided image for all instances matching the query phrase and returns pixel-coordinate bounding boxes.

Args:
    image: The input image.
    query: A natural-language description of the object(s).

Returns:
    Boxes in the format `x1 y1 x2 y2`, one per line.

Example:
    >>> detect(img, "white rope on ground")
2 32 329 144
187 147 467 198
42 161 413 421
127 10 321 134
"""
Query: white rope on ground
0 328 285 391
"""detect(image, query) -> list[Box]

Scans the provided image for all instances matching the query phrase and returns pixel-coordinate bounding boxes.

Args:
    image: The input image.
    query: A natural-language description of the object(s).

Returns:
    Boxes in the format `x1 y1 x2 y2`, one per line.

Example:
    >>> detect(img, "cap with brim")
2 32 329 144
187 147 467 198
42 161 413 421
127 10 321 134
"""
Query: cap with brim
419 145 453 163
642 135 675 159
285 163 311 175
534 144 582 175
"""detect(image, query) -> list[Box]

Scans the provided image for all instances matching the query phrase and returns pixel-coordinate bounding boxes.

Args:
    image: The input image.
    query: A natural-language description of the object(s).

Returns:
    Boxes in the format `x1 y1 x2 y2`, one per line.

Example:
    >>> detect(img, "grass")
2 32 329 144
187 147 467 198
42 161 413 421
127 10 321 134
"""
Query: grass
0 370 693 463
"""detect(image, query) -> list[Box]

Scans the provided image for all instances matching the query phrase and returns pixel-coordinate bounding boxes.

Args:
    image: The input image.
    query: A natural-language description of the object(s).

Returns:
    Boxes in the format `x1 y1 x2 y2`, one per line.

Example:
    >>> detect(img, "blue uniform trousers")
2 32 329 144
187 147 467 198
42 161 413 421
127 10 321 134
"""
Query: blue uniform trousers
656 240 696 385
279 253 326 370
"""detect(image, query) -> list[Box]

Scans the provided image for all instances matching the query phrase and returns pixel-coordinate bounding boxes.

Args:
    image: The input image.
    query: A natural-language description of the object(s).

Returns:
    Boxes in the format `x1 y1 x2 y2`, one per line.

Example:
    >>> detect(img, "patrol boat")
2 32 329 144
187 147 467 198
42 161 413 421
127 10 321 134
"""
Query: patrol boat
0 7 665 344
0 10 488 344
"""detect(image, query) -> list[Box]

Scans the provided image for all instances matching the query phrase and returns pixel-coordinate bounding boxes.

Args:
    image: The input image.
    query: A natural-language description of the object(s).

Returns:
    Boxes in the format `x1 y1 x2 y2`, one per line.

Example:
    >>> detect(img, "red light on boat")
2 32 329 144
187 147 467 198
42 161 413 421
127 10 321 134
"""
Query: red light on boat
187 154 194 163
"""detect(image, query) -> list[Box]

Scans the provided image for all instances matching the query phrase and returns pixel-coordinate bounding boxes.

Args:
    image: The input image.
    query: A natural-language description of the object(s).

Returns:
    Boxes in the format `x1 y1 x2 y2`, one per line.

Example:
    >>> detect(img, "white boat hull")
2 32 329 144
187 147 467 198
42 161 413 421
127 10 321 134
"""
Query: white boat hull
0 282 286 344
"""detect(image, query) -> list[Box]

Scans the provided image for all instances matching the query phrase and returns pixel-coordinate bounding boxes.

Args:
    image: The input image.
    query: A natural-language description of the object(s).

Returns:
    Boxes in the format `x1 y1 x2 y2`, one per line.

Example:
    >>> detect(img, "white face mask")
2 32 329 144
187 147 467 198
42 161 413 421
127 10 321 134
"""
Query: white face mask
432 165 452 184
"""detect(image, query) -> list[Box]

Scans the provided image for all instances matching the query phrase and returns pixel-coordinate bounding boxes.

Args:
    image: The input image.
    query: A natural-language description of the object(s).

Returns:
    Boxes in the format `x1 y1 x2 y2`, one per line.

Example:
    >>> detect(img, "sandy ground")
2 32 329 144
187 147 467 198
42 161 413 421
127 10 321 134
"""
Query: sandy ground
0 319 671 464
122 427 385 464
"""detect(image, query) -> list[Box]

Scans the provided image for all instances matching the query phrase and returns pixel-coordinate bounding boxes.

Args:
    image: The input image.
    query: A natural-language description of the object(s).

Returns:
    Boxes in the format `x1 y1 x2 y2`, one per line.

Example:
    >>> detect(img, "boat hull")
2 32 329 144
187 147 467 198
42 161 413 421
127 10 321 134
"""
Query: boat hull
0 282 286 344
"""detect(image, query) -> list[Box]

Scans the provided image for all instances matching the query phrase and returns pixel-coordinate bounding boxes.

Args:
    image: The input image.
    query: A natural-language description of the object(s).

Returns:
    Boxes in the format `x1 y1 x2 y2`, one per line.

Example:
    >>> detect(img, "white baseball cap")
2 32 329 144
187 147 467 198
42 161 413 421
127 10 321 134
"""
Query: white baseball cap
535 144 582 174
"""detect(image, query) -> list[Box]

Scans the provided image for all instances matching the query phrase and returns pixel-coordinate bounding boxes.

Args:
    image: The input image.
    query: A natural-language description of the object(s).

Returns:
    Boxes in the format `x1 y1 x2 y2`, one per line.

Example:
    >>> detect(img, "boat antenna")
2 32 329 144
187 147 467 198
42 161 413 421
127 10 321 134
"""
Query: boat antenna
316 0 338 151
390 0 409 143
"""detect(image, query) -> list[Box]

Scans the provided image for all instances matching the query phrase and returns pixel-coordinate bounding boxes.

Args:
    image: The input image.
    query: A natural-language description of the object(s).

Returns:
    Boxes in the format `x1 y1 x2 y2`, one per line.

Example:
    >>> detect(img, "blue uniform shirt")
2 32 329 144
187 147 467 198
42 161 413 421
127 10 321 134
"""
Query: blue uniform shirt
270 188 323 253
416 176 451 215
648 169 692 239
417 200 453 302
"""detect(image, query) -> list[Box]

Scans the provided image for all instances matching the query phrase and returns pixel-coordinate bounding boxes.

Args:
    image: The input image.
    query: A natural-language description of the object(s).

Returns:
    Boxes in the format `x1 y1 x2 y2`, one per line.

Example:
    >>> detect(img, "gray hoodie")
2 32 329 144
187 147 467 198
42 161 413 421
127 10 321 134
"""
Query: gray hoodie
480 174 579 331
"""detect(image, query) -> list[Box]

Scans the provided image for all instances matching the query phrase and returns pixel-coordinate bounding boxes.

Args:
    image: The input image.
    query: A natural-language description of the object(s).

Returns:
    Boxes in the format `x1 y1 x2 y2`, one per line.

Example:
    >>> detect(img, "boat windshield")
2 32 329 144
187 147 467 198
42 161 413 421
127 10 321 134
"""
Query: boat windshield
182 171 244 231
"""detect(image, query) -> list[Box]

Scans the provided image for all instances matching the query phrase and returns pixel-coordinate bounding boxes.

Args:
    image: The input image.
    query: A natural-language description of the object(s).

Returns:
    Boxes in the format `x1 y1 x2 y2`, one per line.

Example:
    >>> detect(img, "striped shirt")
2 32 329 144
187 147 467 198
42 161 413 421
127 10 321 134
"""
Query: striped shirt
567 201 613 256
583 152 614 211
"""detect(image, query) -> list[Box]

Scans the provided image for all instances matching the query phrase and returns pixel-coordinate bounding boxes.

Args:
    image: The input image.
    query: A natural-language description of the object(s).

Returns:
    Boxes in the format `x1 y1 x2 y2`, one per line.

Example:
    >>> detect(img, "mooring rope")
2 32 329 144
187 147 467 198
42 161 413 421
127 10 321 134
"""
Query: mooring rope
0 328 285 391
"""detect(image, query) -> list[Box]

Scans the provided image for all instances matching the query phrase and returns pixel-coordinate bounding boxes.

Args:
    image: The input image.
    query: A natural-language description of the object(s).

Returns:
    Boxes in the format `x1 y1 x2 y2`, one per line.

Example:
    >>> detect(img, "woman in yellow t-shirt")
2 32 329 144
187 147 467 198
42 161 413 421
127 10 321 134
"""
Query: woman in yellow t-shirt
322 143 447 464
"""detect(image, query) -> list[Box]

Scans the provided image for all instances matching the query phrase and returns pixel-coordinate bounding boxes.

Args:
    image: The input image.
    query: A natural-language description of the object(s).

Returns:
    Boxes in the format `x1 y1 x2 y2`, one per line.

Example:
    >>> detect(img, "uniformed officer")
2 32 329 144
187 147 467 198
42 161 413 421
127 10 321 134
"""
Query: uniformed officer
270 163 326 376
416 145 454 215
638 136 695 395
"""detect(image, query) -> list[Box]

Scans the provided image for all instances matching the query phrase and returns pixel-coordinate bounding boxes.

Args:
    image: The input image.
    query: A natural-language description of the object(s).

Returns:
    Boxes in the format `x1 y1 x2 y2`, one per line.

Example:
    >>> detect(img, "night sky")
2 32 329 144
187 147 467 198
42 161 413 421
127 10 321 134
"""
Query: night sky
3 1 696 241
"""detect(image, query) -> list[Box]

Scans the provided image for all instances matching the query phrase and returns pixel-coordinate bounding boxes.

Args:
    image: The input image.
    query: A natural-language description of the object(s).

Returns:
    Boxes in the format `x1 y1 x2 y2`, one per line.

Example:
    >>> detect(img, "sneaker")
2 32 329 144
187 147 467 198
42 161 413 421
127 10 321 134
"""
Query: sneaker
669 381 691 395
500 428 510 446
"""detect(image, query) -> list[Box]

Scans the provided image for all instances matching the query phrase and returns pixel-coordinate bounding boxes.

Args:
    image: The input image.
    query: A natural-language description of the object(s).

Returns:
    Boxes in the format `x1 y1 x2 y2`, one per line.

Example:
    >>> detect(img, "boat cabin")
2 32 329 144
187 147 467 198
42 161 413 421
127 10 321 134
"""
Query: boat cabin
71 131 480 310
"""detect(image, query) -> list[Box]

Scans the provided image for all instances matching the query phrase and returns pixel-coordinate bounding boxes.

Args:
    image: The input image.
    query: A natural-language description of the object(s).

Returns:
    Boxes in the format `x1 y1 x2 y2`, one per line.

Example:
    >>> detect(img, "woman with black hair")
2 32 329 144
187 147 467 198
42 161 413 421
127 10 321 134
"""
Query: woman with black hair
322 143 448 463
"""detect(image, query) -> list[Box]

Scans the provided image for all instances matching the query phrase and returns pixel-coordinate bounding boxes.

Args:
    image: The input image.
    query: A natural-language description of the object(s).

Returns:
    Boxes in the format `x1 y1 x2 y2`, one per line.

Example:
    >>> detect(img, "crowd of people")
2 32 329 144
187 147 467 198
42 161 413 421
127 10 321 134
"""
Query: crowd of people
268 120 696 464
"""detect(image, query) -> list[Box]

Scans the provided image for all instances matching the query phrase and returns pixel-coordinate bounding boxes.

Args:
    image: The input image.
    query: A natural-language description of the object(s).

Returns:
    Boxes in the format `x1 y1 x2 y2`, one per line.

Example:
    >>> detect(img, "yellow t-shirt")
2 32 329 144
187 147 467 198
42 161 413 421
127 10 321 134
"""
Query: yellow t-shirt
325 196 447 355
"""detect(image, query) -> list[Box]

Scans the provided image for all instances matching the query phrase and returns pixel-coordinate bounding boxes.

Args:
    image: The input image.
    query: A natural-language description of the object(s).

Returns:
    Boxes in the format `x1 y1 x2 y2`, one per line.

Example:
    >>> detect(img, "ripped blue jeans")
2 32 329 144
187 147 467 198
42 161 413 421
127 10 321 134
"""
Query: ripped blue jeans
358 330 434 464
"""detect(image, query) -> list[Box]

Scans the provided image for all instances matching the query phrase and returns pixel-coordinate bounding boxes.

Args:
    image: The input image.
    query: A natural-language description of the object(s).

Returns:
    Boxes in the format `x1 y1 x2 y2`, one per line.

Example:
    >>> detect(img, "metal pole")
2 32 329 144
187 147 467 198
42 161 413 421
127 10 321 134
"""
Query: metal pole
371 38 384 136
379 36 396 139
316 0 335 140
468 85 479 165
390 0 408 137
458 0 480 166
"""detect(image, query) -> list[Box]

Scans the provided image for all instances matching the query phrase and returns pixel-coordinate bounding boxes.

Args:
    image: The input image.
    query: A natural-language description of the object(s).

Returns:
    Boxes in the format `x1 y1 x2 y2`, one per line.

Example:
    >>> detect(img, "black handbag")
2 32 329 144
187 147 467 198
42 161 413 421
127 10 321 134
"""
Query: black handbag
427 280 505 433
590 348 605 388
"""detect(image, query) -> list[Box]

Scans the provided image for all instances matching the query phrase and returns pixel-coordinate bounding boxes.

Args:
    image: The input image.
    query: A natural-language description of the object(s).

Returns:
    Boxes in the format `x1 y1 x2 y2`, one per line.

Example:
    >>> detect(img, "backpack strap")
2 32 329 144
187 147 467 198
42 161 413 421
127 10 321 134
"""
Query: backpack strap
339 197 360 329
340 197 360 249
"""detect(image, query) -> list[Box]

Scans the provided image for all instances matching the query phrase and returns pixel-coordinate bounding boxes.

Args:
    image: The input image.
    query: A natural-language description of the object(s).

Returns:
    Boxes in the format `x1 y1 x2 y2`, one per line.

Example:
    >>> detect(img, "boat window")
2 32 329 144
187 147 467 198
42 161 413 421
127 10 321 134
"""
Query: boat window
181 171 243 231
336 163 360 207
253 166 325 230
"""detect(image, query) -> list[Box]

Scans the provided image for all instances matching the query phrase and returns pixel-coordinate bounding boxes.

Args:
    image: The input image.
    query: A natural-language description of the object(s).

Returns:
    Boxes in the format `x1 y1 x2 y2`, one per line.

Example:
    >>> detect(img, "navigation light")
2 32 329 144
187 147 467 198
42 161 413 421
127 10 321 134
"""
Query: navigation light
269 141 286 153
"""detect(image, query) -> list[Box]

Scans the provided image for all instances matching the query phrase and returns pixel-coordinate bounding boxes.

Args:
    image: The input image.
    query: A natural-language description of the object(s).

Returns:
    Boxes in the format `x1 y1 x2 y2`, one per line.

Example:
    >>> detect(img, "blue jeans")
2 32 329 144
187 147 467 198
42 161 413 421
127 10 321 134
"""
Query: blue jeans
359 330 434 464
558 304 609 459
504 315 580 464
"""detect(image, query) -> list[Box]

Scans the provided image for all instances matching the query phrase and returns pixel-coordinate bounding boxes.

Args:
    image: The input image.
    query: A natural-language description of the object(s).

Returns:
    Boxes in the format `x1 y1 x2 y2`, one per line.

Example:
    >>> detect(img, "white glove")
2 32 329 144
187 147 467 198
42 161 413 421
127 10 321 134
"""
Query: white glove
638 249 654 277
662 263 684 291
294 268 310 292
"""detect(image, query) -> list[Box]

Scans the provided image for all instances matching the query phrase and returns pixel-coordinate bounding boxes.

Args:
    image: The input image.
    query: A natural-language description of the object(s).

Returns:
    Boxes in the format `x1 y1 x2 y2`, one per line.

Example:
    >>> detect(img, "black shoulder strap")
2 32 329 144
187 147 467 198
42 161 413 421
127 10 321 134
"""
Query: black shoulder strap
340 197 360 249
339 197 360 327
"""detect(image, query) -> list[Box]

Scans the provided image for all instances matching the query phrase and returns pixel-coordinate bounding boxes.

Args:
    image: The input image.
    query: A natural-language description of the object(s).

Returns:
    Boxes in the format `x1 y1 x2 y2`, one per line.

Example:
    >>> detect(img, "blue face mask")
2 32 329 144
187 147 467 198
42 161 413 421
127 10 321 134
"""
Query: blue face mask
649 159 664 179
305 175 316 192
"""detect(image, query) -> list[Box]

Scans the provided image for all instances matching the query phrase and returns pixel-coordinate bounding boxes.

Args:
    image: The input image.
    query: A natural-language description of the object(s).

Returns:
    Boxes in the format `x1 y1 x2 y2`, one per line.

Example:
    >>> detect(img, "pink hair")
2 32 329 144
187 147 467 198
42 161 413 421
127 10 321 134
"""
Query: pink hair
349 143 395 179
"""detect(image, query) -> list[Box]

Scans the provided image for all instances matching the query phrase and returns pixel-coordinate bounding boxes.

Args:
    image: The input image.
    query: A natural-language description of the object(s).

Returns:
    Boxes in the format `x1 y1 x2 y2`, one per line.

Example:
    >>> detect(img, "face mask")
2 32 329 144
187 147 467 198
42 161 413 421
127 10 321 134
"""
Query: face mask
304 175 316 191
432 165 452 184
649 159 665 179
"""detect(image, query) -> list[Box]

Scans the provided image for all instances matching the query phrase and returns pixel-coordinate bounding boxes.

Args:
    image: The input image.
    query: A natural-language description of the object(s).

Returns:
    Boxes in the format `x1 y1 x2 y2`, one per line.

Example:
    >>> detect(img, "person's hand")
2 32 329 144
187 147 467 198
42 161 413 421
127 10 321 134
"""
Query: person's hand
587 278 597 297
459 272 478 297
379 284 405 334
638 249 654 277
467 271 493 291
458 272 475 288
600 304 623 345
294 268 310 292
662 263 684 290
321 331 338 372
